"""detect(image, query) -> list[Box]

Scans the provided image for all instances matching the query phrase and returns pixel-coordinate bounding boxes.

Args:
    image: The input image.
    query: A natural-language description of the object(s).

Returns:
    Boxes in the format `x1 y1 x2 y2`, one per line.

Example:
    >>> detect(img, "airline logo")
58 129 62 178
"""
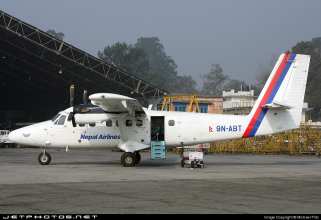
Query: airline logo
80 134 121 140
22 133 31 137
242 54 296 138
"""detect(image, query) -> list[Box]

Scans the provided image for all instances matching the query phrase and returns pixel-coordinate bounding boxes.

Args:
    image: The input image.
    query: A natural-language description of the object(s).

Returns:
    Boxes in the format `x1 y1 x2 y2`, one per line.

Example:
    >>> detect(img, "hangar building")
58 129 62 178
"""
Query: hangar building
0 10 168 130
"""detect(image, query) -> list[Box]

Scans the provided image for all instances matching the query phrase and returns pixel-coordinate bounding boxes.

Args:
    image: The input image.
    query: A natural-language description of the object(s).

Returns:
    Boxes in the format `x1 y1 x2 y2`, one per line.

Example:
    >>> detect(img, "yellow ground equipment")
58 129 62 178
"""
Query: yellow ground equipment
160 94 200 113
207 123 321 156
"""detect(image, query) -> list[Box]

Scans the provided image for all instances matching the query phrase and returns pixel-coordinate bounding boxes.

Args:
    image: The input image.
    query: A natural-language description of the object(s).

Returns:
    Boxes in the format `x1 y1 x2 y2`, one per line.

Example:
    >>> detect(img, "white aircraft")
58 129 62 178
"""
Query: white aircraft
9 53 310 167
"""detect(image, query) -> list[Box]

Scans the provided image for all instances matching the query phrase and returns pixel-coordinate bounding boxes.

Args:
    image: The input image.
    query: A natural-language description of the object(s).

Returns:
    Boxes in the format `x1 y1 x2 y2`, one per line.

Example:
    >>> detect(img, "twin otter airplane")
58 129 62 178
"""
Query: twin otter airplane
9 53 310 167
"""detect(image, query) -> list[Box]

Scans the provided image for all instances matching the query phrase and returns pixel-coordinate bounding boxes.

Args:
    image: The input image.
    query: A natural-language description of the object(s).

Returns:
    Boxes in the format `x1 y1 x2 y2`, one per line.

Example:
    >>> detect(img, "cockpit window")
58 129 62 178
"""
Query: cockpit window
56 115 66 125
52 114 61 122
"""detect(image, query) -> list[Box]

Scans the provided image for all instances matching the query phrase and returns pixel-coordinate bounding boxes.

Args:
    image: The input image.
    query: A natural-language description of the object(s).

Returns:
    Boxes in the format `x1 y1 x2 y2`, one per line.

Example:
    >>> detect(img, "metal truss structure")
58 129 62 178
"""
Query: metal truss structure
0 10 168 117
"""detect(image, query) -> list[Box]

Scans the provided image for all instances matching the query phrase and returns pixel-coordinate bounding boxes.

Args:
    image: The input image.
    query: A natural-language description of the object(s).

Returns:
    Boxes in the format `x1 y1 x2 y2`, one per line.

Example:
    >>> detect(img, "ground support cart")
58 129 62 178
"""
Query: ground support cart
178 145 209 169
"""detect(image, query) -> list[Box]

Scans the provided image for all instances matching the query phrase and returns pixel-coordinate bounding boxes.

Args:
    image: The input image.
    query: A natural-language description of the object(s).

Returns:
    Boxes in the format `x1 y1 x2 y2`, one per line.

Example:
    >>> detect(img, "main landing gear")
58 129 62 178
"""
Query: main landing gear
37 149 141 167
121 151 141 167
38 149 51 165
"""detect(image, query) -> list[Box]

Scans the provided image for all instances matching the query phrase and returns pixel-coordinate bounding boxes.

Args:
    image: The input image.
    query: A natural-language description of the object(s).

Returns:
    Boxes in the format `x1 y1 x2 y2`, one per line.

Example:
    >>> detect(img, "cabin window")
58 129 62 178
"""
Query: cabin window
106 120 113 127
57 115 66 125
168 120 175 126
79 124 85 127
89 123 95 127
52 114 60 122
136 120 143 127
116 120 119 127
126 120 132 127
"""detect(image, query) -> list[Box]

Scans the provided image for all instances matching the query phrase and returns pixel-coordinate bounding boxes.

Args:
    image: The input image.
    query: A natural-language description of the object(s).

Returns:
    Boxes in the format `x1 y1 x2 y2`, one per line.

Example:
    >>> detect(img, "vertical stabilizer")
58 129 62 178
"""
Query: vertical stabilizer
243 53 310 138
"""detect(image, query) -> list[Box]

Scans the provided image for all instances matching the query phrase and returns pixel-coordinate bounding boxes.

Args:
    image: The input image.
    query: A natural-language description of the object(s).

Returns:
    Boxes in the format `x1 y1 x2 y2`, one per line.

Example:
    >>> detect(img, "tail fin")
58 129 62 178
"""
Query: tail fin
243 53 310 138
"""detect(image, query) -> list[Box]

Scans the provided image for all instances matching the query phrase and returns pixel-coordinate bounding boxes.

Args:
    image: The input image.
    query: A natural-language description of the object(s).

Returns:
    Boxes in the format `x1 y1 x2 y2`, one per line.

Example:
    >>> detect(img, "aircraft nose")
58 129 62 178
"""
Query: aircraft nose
8 130 19 143
8 125 36 145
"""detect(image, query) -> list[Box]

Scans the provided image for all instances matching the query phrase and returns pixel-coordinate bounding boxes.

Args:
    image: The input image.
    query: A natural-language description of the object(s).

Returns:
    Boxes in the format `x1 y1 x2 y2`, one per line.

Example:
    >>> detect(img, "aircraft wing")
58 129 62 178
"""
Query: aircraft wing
89 93 143 117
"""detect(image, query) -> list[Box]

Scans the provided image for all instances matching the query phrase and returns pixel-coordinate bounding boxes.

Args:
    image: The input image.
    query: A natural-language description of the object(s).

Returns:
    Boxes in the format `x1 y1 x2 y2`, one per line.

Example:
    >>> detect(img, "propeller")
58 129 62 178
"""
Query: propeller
67 85 77 127
70 85 74 107
83 90 88 104
67 85 90 127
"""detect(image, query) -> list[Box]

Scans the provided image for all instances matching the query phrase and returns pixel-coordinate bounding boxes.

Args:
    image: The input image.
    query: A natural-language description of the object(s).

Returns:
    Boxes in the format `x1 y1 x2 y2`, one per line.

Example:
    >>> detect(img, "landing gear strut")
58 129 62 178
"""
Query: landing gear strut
38 149 51 165
121 151 141 167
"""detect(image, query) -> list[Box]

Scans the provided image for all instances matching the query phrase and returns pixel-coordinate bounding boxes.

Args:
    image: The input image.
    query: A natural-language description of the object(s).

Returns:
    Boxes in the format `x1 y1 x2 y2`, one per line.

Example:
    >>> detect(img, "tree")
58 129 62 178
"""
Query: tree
306 37 321 56
98 42 168 90
46 30 65 41
222 79 249 93
200 63 229 95
135 37 178 90
98 37 199 93
97 42 150 78
170 75 198 94
250 85 262 97
141 71 168 91
255 54 278 89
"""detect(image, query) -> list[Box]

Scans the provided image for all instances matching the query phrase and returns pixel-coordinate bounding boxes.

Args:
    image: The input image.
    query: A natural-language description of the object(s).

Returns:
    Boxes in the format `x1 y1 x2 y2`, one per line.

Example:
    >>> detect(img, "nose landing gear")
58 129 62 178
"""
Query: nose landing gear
38 149 51 165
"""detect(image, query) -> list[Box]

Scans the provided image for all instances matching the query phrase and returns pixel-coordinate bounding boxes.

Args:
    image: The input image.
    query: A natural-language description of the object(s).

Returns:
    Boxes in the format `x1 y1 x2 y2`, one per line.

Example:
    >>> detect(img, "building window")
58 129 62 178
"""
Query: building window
199 104 208 113
174 103 187 112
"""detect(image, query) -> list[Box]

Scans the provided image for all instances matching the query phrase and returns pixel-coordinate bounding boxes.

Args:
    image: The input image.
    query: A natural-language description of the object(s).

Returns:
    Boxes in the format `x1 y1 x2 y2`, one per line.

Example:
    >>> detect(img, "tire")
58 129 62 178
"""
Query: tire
181 159 184 167
135 151 141 164
121 152 137 167
191 161 194 168
38 152 51 165
200 161 204 168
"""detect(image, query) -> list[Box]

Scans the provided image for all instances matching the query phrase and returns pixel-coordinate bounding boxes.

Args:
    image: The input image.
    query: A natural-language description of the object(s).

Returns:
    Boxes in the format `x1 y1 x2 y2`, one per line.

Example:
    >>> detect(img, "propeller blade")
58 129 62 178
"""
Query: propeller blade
67 112 73 122
83 90 88 104
67 112 76 127
70 85 74 107
71 114 76 127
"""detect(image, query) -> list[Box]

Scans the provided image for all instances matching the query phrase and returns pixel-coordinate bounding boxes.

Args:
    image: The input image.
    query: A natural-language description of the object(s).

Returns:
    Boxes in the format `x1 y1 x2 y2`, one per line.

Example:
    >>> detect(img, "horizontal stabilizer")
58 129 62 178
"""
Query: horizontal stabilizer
261 100 294 109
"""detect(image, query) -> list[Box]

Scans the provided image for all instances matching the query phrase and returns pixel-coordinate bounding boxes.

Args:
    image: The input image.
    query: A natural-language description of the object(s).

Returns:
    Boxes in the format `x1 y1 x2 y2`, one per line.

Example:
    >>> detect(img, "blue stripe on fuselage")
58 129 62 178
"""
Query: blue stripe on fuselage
248 109 268 137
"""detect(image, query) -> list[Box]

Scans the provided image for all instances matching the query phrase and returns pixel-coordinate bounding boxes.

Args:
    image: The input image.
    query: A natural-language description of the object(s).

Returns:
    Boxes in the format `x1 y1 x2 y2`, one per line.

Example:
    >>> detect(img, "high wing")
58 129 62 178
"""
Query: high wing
89 93 143 117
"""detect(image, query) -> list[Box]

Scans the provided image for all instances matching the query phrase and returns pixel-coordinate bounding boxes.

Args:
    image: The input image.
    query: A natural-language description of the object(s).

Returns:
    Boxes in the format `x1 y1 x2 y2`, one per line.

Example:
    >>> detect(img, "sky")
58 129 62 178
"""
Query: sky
1 0 321 90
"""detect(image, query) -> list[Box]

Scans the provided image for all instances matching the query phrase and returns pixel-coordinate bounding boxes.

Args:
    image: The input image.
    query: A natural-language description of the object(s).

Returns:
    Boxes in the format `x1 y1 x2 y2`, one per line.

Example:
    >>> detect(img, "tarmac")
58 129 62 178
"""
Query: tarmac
0 148 321 214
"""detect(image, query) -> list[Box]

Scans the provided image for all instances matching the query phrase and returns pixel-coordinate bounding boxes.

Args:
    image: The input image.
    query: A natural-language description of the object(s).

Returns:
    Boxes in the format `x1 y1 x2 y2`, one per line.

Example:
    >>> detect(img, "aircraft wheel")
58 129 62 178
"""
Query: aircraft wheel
135 151 141 164
38 152 51 165
200 161 204 168
181 159 184 167
191 161 194 168
121 152 137 167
